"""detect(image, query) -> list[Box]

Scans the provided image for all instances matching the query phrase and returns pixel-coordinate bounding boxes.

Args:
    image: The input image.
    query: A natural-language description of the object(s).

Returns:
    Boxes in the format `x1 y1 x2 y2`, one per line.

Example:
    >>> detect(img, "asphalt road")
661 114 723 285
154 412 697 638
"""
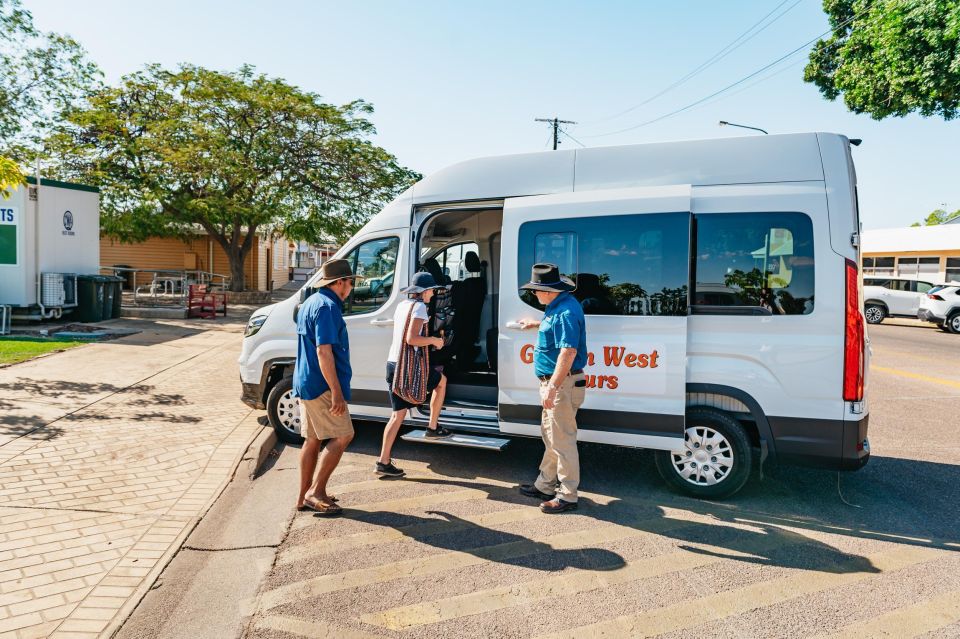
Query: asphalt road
234 320 959 638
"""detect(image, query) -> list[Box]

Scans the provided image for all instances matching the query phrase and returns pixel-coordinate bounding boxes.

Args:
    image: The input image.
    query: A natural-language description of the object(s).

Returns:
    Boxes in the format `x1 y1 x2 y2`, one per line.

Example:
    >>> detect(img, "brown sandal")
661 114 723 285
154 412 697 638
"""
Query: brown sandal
296 495 338 511
301 498 342 516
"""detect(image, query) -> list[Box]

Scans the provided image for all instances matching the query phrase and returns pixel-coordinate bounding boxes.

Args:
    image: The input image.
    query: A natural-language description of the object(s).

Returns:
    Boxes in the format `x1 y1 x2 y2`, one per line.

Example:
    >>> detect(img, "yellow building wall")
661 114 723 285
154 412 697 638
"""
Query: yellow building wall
100 234 267 290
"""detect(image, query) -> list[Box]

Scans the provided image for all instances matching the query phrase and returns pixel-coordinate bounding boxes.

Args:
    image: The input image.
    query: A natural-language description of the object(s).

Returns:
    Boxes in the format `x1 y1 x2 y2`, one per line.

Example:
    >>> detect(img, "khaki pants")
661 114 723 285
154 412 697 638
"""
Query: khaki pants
533 373 586 502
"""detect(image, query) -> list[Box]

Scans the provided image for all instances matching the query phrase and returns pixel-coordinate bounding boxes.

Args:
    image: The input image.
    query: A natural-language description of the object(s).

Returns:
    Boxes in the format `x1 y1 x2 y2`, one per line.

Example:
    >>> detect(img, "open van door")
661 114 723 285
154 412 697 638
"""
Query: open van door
498 185 690 452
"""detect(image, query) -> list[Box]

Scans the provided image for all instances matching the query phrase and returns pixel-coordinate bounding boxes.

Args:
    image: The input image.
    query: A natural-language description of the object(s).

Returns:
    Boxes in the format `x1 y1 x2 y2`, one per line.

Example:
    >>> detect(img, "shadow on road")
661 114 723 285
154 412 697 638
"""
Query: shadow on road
325 422 960 574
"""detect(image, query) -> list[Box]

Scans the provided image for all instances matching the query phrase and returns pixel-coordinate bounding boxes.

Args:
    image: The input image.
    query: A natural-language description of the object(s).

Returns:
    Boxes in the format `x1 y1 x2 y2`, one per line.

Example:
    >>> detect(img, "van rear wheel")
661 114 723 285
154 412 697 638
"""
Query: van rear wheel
864 304 886 324
267 376 305 445
655 408 752 499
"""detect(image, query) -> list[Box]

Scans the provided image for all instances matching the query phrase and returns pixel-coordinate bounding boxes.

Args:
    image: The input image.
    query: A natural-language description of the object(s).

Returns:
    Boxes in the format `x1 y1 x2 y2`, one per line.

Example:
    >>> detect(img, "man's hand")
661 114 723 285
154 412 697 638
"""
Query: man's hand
519 319 541 330
540 384 558 409
430 336 444 349
329 390 347 417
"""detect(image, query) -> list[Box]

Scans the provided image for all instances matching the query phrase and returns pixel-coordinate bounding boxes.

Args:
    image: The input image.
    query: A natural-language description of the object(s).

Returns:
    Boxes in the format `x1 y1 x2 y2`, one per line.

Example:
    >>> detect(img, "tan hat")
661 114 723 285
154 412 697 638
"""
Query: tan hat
315 258 358 287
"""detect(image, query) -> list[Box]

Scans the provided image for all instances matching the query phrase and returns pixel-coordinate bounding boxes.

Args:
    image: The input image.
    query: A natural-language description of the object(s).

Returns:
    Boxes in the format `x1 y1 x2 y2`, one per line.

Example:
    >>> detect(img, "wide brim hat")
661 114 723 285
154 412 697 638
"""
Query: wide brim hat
401 271 450 294
315 258 359 287
520 263 576 292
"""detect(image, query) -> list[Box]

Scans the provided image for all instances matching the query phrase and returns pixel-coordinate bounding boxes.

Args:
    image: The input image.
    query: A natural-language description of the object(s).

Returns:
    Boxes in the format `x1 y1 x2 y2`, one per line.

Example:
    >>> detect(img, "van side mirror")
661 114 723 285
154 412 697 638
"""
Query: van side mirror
294 286 318 322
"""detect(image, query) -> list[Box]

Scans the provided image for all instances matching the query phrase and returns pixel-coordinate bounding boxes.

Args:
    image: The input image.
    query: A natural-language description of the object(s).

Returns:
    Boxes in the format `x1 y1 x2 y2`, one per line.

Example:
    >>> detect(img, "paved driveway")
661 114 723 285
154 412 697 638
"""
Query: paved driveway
244 320 960 639
0 313 262 639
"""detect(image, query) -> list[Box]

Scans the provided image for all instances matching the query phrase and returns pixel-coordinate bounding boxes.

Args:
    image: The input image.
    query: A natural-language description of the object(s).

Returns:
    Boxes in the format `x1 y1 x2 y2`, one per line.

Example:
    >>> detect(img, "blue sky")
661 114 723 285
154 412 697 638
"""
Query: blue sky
27 0 960 229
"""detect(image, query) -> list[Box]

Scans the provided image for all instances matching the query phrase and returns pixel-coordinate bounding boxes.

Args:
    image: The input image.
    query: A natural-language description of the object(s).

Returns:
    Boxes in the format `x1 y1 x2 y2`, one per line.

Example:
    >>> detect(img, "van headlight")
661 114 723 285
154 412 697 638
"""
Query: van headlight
244 314 268 338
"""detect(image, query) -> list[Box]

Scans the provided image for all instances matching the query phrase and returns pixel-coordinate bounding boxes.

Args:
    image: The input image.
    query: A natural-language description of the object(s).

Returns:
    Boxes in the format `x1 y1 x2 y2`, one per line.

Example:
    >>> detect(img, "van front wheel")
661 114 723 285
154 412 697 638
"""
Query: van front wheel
267 376 305 445
655 408 752 499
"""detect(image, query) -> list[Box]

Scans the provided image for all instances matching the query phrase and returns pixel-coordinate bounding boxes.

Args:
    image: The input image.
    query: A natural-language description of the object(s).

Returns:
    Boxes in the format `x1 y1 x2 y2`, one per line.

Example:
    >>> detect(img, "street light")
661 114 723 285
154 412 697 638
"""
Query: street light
719 120 768 135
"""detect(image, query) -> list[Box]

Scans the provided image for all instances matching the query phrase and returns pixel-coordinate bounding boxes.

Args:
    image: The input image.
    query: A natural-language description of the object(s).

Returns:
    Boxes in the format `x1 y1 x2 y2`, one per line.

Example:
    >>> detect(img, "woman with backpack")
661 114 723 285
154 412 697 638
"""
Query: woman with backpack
376 272 452 476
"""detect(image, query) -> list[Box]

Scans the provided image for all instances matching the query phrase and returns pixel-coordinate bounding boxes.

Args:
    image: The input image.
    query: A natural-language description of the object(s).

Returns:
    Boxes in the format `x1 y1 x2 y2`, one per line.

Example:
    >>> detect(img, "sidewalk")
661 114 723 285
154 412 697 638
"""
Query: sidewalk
0 312 263 638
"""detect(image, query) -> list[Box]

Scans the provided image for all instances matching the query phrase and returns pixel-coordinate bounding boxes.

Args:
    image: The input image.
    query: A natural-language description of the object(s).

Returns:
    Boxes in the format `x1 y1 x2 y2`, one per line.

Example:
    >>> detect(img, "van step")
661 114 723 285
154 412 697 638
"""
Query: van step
400 430 510 451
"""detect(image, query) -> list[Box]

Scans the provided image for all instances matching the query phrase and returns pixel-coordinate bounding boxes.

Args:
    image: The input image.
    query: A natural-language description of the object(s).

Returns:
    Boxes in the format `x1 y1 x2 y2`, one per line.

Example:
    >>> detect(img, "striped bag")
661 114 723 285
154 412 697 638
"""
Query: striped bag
392 302 430 405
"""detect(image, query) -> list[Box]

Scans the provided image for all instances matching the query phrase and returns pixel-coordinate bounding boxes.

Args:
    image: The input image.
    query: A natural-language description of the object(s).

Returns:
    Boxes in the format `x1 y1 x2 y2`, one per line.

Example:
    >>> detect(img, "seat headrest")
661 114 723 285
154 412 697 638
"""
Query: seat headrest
423 257 445 282
465 251 482 272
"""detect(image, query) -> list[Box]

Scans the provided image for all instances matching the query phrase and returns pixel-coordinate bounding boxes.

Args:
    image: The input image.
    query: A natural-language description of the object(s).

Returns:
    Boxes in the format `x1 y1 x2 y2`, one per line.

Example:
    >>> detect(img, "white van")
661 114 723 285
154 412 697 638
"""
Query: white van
239 132 870 498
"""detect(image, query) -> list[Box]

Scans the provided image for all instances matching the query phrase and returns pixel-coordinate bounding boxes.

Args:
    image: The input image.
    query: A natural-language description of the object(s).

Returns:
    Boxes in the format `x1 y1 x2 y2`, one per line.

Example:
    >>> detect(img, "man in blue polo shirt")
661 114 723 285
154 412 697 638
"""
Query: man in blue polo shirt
517 263 588 513
294 258 357 516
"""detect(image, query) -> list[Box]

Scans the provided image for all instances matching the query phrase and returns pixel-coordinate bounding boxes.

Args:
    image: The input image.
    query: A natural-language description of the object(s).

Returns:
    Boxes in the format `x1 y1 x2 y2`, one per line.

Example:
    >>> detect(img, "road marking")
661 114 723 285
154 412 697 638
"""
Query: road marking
280 505 546 565
255 614 383 639
814 587 960 638
258 508 703 611
534 545 941 639
360 517 816 630
872 365 960 390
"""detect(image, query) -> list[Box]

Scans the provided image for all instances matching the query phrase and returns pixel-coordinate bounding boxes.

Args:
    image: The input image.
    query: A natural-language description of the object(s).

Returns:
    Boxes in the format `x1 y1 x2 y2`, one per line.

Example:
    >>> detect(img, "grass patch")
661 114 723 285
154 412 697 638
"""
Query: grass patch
0 337 86 366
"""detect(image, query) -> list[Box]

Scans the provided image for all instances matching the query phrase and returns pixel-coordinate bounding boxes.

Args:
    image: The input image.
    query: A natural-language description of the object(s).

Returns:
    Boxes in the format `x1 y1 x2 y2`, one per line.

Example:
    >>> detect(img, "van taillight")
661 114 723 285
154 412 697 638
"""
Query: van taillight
843 259 865 401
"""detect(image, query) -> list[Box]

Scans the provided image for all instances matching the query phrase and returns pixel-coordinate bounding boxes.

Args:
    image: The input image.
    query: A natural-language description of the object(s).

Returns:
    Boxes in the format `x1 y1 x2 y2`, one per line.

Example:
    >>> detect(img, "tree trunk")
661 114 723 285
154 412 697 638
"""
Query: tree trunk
228 248 246 292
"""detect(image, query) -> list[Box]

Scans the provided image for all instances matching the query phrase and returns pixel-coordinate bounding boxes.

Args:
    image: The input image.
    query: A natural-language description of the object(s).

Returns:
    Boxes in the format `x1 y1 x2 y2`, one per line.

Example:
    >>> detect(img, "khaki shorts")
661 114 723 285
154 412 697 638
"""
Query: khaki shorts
300 391 354 440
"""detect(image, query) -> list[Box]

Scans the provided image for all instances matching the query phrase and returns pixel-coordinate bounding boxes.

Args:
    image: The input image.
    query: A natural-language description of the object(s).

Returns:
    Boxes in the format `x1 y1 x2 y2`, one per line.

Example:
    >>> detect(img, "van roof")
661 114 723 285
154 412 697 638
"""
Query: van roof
365 132 846 232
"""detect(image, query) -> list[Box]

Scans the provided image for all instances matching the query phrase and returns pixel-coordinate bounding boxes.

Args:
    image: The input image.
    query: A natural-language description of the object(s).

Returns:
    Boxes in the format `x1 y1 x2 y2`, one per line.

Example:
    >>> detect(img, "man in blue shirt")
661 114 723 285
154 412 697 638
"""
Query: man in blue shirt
517 263 588 513
294 258 357 516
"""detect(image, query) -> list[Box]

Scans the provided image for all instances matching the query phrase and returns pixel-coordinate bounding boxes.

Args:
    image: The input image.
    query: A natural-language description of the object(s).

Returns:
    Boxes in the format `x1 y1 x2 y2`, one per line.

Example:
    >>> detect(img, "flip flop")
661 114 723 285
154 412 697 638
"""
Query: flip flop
305 500 342 516
296 495 338 511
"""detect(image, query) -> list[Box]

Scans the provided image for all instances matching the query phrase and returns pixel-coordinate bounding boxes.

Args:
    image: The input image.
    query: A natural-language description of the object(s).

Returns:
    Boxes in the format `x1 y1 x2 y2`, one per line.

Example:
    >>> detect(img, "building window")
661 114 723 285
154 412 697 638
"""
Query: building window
863 256 894 276
897 256 940 278
517 213 689 316
693 212 815 315
947 258 960 283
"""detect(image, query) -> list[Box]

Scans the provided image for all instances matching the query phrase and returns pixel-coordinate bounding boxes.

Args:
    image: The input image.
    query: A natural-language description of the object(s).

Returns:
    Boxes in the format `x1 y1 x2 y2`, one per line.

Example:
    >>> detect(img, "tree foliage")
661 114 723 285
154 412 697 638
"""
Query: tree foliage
910 208 960 225
805 0 960 119
0 155 22 196
0 0 100 152
48 64 420 291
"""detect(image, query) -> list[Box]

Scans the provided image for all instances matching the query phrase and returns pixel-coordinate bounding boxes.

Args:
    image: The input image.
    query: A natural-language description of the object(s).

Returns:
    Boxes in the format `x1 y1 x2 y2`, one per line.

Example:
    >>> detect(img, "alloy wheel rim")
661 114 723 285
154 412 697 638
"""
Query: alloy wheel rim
671 426 734 486
866 307 883 323
277 390 302 436
952 316 960 332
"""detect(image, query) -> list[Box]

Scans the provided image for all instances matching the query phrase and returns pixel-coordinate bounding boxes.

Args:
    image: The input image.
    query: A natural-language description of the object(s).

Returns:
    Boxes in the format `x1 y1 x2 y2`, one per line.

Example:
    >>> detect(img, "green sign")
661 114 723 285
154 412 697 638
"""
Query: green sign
0 205 17 265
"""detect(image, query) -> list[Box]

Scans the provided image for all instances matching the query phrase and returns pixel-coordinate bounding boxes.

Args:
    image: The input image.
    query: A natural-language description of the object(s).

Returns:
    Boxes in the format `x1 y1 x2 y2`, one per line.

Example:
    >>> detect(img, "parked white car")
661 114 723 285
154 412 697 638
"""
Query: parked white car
863 277 938 324
917 284 960 333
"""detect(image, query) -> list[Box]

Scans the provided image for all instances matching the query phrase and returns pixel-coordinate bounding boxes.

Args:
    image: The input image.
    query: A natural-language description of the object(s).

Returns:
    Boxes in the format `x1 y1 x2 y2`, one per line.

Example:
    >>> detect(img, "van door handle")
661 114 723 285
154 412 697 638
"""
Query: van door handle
505 321 524 329
370 318 394 326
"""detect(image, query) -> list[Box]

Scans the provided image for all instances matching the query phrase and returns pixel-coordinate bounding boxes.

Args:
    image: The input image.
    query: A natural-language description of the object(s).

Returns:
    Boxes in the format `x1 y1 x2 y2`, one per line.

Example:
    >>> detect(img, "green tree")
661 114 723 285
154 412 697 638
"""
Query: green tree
910 208 960 226
49 64 420 291
804 0 960 120
0 0 100 179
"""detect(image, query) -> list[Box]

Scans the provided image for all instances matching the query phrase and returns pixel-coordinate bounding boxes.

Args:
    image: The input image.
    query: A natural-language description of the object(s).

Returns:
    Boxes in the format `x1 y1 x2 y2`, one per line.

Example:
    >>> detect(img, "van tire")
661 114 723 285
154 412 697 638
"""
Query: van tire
864 303 886 325
267 376 305 445
655 408 752 499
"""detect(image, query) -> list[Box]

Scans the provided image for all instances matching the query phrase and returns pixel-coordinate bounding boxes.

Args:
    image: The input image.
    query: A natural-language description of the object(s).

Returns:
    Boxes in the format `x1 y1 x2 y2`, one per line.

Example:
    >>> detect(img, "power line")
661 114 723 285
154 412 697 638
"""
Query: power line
580 5 869 139
580 0 803 127
559 128 586 148
535 117 577 150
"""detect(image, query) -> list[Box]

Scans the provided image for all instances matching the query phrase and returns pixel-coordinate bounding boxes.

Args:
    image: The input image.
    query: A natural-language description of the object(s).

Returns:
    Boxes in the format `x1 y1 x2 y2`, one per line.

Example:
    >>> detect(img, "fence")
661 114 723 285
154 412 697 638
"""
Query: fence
100 266 230 307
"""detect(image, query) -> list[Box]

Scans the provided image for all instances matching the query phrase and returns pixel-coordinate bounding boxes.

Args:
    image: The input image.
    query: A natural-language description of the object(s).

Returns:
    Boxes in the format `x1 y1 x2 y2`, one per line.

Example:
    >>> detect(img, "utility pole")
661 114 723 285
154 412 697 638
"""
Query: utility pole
535 117 577 150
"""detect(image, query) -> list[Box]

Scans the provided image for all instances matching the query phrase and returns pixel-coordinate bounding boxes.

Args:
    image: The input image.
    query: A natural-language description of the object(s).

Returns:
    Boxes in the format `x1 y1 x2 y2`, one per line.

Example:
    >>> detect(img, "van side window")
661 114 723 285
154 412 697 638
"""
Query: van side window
693 212 814 315
518 213 689 316
341 236 400 315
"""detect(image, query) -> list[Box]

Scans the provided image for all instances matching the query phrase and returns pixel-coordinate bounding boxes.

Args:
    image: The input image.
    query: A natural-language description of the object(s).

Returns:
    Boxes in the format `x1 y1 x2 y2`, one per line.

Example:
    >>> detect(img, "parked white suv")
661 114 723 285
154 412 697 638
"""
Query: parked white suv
918 284 960 333
863 277 938 324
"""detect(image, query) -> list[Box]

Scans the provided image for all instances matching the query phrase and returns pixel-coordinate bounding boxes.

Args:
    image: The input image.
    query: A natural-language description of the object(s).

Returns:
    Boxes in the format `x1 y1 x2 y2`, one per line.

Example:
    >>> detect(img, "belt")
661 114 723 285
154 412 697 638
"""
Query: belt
538 369 584 382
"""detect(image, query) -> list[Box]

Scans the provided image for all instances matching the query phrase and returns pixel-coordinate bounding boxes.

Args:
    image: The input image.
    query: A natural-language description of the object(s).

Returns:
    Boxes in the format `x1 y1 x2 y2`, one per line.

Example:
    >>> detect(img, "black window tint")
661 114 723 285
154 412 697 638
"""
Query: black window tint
693 212 815 315
517 213 689 316
890 279 911 291
343 236 399 315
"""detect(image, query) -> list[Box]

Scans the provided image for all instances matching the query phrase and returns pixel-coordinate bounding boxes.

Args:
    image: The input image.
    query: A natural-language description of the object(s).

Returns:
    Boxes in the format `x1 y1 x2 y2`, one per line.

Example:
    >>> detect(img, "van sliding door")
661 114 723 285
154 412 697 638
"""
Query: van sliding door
498 185 690 451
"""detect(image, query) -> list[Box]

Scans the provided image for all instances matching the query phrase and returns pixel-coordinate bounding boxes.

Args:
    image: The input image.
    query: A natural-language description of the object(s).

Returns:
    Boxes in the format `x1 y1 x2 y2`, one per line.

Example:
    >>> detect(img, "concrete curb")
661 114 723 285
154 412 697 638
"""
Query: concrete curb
104 410 266 639
243 419 278 480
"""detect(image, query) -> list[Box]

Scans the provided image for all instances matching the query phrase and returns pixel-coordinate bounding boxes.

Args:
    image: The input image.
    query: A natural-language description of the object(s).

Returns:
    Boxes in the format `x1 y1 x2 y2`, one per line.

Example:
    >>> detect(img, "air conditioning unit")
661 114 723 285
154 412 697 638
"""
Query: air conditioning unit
40 272 78 308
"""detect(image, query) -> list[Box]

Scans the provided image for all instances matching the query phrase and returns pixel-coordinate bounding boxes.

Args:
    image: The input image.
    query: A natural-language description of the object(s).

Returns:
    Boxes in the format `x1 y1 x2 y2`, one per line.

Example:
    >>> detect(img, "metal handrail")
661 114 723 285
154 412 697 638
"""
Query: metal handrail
99 266 231 307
